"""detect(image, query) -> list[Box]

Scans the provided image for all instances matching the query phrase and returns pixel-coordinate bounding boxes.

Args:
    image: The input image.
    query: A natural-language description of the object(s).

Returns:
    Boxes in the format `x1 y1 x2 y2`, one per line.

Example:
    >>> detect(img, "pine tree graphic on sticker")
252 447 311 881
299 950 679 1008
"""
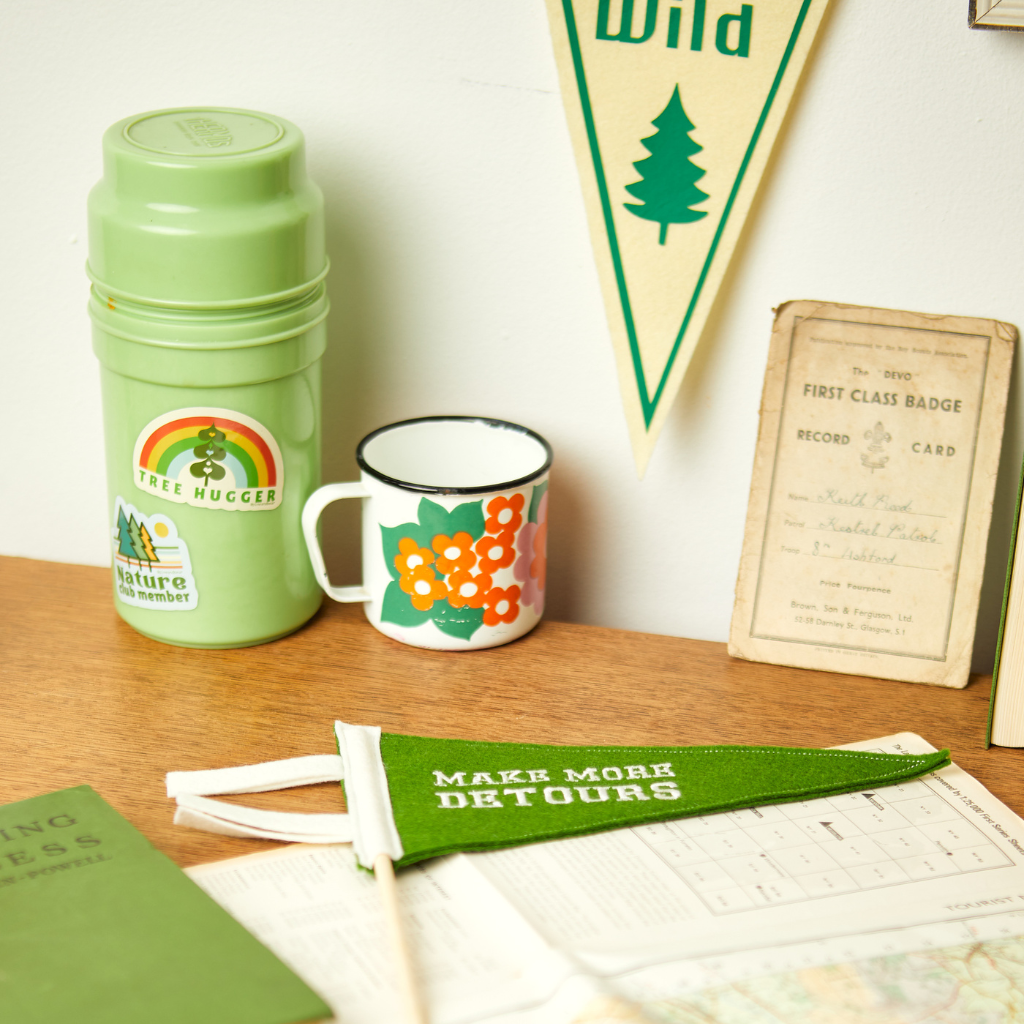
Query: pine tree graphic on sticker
190 423 227 484
136 521 158 565
116 506 158 567
116 505 138 561
625 85 708 244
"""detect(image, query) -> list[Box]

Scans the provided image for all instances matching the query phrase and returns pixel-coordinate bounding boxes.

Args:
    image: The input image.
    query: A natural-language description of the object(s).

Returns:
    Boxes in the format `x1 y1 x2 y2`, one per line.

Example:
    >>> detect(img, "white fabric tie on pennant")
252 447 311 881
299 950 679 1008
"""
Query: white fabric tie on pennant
165 754 350 844
173 793 352 843
335 720 404 868
166 754 344 797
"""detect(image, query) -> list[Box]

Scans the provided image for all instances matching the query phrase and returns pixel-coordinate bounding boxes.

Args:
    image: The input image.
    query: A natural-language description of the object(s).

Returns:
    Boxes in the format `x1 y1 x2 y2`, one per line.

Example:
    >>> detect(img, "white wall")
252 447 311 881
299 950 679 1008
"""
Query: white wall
2 2 1023 671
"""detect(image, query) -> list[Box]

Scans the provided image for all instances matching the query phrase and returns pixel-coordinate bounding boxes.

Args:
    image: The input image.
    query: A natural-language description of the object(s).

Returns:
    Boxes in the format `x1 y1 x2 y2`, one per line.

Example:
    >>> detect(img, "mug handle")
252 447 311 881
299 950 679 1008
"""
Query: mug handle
302 482 372 602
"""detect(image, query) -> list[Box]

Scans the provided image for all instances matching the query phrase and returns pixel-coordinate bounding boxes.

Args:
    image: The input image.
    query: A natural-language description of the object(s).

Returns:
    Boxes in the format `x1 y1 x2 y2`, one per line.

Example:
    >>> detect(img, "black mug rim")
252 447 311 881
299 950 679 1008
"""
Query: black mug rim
355 415 553 495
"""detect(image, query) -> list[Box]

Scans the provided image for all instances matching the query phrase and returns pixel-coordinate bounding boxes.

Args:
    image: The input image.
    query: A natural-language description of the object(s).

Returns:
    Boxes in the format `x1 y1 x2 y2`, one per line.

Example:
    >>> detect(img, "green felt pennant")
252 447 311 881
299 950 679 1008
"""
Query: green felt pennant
375 734 951 868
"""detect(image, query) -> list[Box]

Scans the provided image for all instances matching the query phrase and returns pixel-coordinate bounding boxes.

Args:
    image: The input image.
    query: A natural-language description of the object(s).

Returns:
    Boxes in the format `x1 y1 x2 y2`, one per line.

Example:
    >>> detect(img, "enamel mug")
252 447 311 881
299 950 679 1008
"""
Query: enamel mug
302 416 552 650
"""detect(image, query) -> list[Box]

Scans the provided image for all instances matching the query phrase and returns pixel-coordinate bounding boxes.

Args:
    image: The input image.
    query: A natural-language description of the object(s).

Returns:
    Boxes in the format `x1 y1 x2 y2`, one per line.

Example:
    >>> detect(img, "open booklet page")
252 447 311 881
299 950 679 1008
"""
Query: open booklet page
186 842 578 1024
185 734 1024 1024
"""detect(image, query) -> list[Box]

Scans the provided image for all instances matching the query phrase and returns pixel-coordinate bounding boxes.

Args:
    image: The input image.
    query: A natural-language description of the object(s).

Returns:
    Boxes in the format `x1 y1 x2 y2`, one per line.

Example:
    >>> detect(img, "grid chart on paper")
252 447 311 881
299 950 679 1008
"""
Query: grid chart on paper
631 776 1012 916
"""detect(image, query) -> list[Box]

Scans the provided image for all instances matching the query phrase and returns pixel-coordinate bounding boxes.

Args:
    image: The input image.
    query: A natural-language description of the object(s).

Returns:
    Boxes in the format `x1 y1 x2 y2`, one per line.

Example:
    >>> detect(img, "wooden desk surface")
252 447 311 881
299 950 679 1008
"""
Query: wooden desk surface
1 555 1021 868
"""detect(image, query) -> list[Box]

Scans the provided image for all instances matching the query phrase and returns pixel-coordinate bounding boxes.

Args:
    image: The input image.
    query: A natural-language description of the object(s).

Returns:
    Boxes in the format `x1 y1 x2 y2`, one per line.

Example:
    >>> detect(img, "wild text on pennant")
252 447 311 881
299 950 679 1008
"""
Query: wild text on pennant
597 0 753 58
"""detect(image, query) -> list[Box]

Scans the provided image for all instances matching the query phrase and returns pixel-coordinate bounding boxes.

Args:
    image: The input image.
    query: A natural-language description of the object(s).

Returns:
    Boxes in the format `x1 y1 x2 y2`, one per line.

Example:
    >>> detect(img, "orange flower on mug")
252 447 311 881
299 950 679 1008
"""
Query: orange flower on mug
482 585 521 626
432 532 477 575
394 536 434 577
447 569 492 609
485 493 524 536
476 531 516 573
399 564 449 611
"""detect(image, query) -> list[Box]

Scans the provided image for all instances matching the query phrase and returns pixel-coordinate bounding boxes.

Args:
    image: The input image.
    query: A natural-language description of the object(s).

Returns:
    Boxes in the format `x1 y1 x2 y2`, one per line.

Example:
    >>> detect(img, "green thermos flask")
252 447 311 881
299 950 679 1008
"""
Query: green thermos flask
89 107 328 648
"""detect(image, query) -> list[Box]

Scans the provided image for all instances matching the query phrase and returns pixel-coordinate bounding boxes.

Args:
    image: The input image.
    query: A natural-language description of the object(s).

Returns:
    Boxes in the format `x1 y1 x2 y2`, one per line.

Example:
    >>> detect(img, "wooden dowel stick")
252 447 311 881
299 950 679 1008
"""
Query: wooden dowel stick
374 852 429 1024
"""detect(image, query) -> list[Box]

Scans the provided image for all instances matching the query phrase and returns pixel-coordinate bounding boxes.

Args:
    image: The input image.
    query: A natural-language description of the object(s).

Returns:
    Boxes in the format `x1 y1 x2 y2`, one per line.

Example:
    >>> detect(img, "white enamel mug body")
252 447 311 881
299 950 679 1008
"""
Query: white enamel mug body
302 416 552 650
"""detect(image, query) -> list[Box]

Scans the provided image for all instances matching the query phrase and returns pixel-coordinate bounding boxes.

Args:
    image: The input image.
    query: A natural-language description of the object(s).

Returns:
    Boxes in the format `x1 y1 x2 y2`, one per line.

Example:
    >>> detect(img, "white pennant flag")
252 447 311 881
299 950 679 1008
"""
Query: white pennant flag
545 0 831 473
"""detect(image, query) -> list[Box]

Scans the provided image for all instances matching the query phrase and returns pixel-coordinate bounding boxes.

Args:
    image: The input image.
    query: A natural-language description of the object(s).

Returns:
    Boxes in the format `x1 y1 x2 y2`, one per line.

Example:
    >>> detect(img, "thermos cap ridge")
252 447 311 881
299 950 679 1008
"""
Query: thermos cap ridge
87 106 327 309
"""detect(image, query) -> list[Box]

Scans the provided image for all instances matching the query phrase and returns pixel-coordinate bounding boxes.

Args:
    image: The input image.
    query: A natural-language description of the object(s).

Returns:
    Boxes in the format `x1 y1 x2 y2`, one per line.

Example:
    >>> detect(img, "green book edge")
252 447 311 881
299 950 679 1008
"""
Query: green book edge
987 447 1024 746
0 785 332 1024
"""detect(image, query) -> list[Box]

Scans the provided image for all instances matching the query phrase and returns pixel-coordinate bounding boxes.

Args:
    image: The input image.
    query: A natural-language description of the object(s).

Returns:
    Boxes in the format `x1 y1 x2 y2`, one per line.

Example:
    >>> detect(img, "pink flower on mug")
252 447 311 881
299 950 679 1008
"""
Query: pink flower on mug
515 492 547 610
531 492 548 594
432 532 476 575
399 564 449 611
394 536 434 577
485 494 524 536
514 522 541 610
475 530 516 573
447 569 492 609
483 585 521 626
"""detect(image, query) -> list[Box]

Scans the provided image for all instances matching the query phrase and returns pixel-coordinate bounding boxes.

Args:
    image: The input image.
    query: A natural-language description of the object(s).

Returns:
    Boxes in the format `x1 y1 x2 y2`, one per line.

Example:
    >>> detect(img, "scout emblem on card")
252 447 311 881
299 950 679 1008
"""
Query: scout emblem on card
544 0 831 472
132 408 284 511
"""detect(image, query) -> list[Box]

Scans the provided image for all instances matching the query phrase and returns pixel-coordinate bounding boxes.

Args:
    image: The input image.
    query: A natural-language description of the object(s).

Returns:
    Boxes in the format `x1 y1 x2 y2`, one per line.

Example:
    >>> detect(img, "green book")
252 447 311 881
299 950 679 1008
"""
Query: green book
988 447 1024 747
0 786 331 1024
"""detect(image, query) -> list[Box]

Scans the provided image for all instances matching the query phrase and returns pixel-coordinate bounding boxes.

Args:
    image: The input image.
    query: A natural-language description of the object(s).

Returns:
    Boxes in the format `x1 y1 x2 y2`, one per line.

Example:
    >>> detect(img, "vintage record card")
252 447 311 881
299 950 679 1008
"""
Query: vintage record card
730 301 1015 688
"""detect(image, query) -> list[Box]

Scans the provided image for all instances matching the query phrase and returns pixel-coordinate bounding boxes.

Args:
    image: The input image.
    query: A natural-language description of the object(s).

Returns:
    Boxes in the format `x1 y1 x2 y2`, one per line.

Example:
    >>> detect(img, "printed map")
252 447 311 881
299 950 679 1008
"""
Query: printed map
640 936 1024 1023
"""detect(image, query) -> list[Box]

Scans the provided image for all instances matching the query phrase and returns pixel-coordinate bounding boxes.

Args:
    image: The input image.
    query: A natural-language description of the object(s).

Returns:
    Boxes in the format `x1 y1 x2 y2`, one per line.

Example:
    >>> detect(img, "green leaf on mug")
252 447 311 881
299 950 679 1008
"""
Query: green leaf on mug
528 480 548 524
417 499 451 537
431 601 484 640
417 498 485 542
380 579 434 627
446 500 485 541
380 522 434 581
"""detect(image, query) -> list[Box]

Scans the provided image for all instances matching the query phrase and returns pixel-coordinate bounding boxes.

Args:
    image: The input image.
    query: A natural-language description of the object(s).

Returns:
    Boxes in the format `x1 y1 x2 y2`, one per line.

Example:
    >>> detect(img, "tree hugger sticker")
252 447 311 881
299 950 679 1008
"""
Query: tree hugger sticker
111 497 198 610
543 0 830 473
132 408 283 511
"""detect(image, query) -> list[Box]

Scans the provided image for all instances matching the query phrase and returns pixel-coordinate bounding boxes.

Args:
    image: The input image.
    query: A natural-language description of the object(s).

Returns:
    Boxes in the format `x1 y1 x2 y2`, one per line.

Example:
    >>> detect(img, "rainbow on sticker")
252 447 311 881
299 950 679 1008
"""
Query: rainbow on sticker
132 408 284 511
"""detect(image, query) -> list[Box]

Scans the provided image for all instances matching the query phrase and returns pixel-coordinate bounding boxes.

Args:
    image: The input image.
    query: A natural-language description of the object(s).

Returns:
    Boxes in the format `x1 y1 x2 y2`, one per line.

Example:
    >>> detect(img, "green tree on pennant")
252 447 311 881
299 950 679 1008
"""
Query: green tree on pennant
624 85 708 245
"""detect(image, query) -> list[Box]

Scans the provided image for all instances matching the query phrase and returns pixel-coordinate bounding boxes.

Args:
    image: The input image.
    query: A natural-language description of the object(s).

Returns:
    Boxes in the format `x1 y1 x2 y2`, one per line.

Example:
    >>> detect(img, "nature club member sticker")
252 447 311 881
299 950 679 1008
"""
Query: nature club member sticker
111 497 198 610
132 408 283 512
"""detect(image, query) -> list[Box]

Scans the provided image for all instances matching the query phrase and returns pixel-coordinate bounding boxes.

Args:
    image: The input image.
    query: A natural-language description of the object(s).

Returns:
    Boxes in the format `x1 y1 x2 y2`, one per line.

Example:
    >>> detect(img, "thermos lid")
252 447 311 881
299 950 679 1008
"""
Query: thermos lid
87 107 327 308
